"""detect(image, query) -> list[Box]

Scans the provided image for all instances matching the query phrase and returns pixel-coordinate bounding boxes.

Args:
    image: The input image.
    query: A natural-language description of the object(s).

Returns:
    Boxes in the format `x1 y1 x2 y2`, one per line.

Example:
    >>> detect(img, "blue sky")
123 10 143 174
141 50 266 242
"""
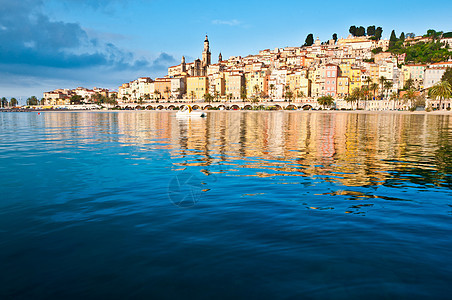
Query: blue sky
1 0 451 101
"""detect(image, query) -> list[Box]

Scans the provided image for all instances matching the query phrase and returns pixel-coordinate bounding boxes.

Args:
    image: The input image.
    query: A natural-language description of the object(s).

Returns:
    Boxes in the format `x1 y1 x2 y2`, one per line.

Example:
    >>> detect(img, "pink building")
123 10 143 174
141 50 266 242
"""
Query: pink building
324 64 338 97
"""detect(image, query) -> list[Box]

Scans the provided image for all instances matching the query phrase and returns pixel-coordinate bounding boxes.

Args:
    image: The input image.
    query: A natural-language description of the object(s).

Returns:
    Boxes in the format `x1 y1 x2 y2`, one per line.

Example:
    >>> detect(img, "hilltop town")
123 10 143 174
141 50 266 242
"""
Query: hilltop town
39 27 452 110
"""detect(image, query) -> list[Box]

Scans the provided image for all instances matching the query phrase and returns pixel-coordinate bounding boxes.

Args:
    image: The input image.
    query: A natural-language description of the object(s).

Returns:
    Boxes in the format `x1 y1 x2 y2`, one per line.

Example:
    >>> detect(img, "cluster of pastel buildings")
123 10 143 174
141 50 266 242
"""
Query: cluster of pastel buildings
43 34 452 106
43 87 115 106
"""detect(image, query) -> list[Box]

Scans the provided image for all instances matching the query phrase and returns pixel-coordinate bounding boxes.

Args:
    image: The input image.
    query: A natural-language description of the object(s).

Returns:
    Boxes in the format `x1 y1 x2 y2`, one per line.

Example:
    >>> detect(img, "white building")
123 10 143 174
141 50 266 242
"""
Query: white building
424 67 447 89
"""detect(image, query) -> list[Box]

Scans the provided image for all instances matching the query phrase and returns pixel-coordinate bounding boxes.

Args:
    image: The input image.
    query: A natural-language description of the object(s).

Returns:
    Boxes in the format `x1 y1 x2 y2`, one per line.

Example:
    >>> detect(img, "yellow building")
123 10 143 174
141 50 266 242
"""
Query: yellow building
349 67 363 91
287 72 311 98
245 71 267 98
186 76 208 100
225 73 245 100
209 72 226 97
337 76 350 98
154 78 172 100
339 63 351 78
369 64 380 83
401 64 426 88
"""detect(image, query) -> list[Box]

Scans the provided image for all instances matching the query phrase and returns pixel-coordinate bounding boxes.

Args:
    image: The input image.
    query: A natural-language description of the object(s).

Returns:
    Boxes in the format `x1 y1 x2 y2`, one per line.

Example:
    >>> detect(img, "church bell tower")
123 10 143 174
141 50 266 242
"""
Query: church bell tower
202 35 211 68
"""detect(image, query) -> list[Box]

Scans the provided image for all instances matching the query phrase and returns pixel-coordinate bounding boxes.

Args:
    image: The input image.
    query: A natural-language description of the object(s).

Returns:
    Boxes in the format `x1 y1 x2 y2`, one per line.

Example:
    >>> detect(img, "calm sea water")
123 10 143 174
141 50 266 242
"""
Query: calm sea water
0 111 451 299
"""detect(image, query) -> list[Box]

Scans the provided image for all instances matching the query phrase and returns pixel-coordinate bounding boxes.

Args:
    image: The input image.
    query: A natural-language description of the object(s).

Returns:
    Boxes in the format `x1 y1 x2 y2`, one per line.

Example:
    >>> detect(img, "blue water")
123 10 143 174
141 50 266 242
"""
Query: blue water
1 111 451 299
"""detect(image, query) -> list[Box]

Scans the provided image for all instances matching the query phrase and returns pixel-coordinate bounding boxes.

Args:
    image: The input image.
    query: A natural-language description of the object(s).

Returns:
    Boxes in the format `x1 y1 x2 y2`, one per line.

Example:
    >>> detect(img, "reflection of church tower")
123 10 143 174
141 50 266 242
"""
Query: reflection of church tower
218 52 223 63
202 35 211 68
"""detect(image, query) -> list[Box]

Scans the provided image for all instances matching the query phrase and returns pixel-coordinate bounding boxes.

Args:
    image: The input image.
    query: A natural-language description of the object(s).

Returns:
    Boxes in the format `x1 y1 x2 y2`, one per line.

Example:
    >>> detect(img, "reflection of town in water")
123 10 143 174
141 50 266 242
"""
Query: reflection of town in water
42 111 452 191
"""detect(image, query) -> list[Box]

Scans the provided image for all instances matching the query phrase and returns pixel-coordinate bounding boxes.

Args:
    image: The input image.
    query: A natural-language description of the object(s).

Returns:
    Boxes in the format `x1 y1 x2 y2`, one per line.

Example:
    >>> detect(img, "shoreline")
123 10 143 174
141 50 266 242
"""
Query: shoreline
1 109 452 115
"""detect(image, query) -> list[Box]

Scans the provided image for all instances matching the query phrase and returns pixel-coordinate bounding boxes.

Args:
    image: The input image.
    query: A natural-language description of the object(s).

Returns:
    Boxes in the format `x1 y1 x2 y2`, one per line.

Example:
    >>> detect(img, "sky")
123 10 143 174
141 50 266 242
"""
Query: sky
1 0 451 101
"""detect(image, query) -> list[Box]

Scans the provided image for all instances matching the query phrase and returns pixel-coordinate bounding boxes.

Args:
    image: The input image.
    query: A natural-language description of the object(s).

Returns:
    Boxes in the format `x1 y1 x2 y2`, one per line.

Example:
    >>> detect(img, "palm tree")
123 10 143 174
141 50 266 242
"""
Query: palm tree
285 89 294 106
403 89 417 110
27 96 38 106
379 76 387 98
240 86 247 102
227 93 233 104
164 86 171 101
361 85 370 101
214 91 220 102
404 78 415 90
390 92 399 110
317 95 334 109
190 91 196 103
154 90 161 101
1 97 8 108
253 84 260 99
10 98 18 107
284 85 290 102
203 92 213 104
428 81 452 110
365 77 373 95
370 83 379 100
349 87 362 109
269 84 275 101
297 90 304 101
383 81 393 99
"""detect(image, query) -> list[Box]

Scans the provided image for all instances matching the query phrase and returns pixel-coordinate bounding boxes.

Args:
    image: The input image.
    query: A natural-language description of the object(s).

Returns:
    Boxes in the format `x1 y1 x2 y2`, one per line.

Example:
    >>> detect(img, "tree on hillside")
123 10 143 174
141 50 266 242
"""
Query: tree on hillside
367 26 376 36
375 27 383 40
441 67 452 86
356 26 366 37
406 32 415 39
428 81 452 110
372 47 383 54
389 30 398 48
390 39 452 63
70 95 82 105
304 34 314 46
349 26 357 36
399 32 405 42
425 29 442 40
332 33 338 43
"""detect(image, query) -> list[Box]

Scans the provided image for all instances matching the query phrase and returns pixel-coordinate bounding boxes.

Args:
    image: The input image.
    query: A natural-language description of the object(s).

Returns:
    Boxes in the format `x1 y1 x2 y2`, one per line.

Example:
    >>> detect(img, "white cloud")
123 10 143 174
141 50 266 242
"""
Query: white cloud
212 19 241 26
